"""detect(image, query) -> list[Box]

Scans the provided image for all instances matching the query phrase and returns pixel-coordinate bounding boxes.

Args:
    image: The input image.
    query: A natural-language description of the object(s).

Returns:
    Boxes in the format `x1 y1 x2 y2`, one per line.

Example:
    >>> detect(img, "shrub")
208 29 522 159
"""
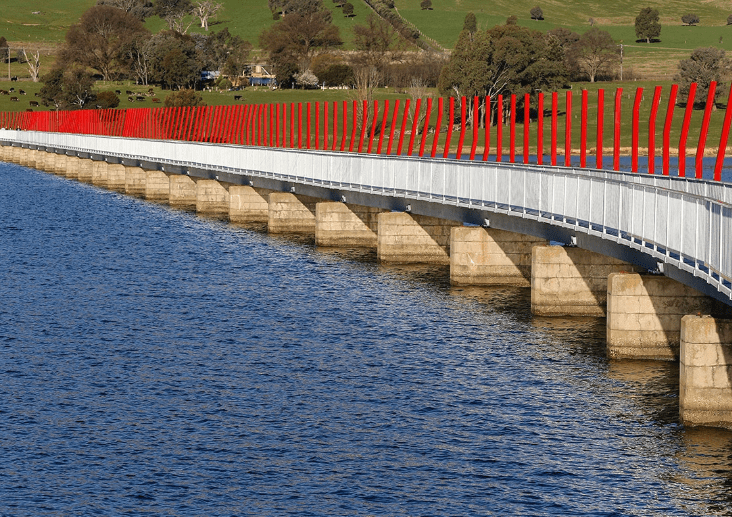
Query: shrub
164 89 205 107
95 91 120 108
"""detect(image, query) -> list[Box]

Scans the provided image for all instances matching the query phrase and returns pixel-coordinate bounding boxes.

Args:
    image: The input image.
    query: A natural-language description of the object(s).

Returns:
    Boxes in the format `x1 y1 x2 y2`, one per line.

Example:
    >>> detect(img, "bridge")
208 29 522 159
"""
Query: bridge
2 84 732 429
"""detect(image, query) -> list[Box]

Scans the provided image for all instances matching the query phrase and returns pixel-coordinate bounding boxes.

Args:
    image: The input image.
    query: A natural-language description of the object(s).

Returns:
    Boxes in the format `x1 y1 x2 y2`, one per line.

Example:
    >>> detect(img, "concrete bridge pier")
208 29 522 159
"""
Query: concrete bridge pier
38 151 52 172
315 202 385 248
92 160 109 187
450 227 547 286
531 245 644 316
106 163 127 192
12 146 23 164
65 156 80 179
77 158 94 183
680 316 732 429
607 273 717 360
125 166 147 197
377 212 460 264
268 192 318 234
53 153 68 175
168 174 197 210
229 185 273 224
196 178 231 218
144 169 170 202
21 149 35 167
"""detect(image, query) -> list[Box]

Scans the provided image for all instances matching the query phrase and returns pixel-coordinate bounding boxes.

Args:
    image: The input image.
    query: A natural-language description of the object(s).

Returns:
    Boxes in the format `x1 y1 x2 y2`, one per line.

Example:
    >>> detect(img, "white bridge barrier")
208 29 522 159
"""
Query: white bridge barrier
4 129 732 302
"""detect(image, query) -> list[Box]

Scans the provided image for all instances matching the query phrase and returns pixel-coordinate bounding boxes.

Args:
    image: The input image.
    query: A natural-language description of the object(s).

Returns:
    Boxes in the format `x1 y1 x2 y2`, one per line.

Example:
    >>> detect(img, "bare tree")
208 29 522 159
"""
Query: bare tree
22 49 41 82
193 0 223 30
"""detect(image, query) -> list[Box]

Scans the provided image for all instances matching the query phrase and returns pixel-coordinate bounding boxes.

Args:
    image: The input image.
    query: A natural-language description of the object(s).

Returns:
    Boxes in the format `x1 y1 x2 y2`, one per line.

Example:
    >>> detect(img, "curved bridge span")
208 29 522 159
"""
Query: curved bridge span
5 129 731 305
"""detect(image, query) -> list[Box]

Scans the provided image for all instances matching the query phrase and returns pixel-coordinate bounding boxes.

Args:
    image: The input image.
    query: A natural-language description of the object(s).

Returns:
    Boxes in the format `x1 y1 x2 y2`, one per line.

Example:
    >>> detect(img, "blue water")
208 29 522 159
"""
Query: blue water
2 162 732 516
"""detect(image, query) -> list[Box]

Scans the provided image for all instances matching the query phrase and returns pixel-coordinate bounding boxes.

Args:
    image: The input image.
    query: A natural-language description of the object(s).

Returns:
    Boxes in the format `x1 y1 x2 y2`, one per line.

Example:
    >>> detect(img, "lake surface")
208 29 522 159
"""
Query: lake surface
2 162 732 516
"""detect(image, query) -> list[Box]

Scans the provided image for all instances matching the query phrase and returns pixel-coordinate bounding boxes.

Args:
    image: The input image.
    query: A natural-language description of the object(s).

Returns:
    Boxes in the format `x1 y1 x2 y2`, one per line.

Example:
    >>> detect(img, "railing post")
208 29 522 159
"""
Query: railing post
565 90 572 167
523 93 530 164
496 94 503 162
419 98 432 157
648 86 662 174
509 94 516 163
397 99 410 155
537 93 543 165
358 99 368 153
443 96 454 158
386 99 399 154
470 95 479 160
551 92 557 166
290 103 295 148
613 88 622 171
580 90 587 167
597 88 604 169
632 87 643 172
714 83 732 181
431 97 443 158
457 96 467 159
696 80 716 179
341 101 347 151
321 101 326 150
307 102 312 149
298 102 303 149
349 100 357 152
377 99 388 154
408 98 421 156
483 96 491 161
331 101 337 151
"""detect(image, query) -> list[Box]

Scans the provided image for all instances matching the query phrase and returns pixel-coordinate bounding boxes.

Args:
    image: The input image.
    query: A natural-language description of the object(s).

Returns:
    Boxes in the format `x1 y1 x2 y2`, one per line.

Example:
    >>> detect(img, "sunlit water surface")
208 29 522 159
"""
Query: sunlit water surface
1 163 732 516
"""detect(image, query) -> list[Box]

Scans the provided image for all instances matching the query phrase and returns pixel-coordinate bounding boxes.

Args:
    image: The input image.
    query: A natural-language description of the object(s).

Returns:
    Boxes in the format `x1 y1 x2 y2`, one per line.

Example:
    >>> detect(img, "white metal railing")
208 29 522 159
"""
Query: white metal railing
3 130 731 300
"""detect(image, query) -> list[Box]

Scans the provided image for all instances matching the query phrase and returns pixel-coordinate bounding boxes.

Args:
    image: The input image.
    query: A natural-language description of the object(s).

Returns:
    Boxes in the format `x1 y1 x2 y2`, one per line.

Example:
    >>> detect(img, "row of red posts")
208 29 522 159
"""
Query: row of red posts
1 82 730 181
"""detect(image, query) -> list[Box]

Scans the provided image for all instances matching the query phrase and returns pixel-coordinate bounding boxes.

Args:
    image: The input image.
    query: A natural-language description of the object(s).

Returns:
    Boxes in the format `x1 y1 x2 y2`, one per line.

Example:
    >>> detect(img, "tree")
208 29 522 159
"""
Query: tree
676 47 732 106
728 14 732 25
463 13 477 33
153 0 194 33
146 30 201 88
682 14 699 26
506 15 517 25
635 7 661 43
164 88 205 106
198 28 252 72
530 6 543 21
420 0 431 11
60 5 150 81
96 0 154 20
96 90 120 108
118 32 154 84
22 49 41 82
547 27 580 79
569 27 619 82
342 2 354 17
40 67 96 109
295 69 318 88
353 14 404 71
192 0 222 30
0 37 8 64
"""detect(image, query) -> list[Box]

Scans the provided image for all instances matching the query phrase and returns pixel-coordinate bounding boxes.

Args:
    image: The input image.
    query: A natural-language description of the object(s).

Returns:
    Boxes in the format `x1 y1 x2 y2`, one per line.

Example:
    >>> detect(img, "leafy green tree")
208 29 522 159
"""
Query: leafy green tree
547 27 580 78
463 13 477 33
342 2 354 17
96 0 154 20
682 14 699 26
635 7 661 43
146 30 201 89
95 90 120 108
676 47 732 106
419 0 431 11
39 67 96 109
569 27 619 82
0 37 8 64
530 6 543 21
163 88 205 106
153 0 193 32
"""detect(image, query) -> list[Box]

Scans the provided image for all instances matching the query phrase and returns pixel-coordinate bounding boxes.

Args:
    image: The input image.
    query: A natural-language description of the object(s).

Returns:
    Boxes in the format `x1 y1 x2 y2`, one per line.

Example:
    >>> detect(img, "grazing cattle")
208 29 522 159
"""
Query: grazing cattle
10 76 17 81
9 87 14 92
151 97 161 103
18 90 26 95
29 101 39 107
234 95 242 100
10 96 18 101
136 95 145 101
126 90 133 95
34 92 40 97
128 96 134 102
115 90 121 94
0 90 7 95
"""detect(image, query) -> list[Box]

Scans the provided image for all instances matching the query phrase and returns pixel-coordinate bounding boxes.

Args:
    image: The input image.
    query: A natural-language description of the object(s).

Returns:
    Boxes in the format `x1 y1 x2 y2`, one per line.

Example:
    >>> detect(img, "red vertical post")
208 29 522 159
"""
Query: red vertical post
632 87 643 172
298 102 303 149
407 98 419 156
551 92 558 166
397 99 409 155
289 103 294 148
580 90 588 168
331 101 337 151
368 100 379 153
275 104 281 147
509 94 516 163
523 93 530 164
470 96 479 160
714 83 732 181
341 100 347 151
419 98 432 157
596 88 605 170
307 102 312 149
678 84 697 177
613 88 622 171
457 96 467 159
537 93 544 165
496 94 503 162
431 97 443 158
443 97 454 159
323 101 328 150
483 96 491 161
647 86 662 175
696 80 717 179
358 100 368 153
386 99 399 154
349 100 357 152
565 91 572 167
263 104 269 145
315 101 320 149
378 99 389 154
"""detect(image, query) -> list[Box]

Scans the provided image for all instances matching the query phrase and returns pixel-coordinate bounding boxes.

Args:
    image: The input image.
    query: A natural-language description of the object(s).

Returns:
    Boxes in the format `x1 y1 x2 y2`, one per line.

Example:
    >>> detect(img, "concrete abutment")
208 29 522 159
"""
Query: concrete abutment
268 192 317 234
377 212 459 265
315 202 385 248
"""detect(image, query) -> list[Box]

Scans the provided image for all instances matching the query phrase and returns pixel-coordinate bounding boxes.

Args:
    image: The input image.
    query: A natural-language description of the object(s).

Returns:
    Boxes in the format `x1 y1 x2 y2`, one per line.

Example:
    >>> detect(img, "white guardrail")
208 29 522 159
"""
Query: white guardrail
4 129 732 300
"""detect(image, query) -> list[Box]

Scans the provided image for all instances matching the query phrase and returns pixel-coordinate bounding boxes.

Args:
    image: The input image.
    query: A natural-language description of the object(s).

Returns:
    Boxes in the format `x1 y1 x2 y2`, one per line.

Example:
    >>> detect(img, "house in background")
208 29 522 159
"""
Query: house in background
248 64 276 87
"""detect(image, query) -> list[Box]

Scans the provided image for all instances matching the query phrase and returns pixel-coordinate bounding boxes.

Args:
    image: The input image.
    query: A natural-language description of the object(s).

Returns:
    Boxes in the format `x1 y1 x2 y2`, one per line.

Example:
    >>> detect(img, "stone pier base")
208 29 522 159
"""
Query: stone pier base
377 212 459 265
65 156 80 179
268 192 317 234
107 164 127 192
315 202 384 248
78 158 94 183
531 245 643 316
125 166 147 197
450 227 546 286
196 179 230 218
92 160 108 187
229 185 272 223
680 316 732 429
53 154 67 175
169 174 197 210
607 273 714 360
145 170 170 202
42 152 55 173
